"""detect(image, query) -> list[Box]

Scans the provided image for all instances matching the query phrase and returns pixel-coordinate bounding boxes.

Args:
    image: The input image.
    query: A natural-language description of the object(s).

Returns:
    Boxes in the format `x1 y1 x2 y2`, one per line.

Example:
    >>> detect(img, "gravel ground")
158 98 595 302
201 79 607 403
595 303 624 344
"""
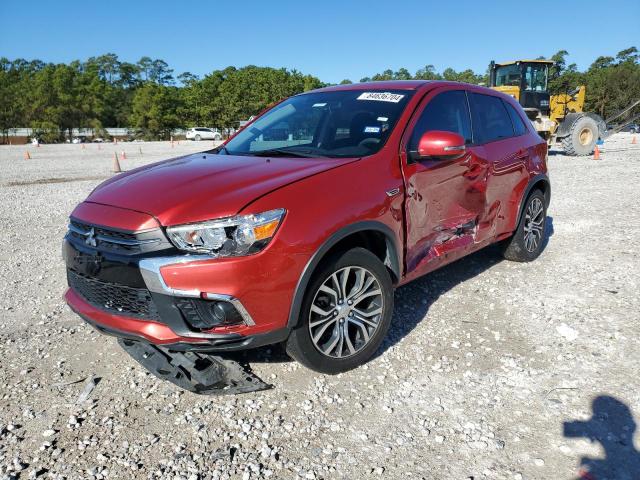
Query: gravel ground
0 135 639 480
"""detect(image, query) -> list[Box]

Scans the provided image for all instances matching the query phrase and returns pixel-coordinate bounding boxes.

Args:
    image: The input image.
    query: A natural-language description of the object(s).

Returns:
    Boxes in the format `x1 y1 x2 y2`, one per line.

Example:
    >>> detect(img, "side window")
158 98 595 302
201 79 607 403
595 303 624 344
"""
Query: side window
469 93 514 143
408 90 472 151
503 101 528 136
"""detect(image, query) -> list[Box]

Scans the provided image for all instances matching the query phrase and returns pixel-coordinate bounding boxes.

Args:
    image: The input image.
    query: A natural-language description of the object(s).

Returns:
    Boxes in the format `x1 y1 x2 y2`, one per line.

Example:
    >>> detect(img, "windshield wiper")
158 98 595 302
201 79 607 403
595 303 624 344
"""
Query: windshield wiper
250 148 324 158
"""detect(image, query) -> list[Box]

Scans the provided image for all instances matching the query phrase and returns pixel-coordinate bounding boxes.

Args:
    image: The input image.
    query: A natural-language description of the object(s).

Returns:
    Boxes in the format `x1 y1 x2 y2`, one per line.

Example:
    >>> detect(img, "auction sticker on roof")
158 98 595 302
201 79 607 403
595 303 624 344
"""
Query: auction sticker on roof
357 92 405 103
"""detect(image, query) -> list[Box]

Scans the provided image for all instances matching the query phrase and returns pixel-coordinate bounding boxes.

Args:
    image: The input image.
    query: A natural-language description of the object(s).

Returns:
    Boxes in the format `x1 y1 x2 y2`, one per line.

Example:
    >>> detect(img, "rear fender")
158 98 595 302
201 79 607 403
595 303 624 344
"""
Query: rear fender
515 174 551 227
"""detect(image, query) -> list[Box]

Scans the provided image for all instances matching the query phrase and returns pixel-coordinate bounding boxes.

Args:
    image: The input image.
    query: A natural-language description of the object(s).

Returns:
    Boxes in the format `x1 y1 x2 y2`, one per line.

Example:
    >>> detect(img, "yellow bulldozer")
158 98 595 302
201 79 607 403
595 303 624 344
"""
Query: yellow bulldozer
489 59 605 156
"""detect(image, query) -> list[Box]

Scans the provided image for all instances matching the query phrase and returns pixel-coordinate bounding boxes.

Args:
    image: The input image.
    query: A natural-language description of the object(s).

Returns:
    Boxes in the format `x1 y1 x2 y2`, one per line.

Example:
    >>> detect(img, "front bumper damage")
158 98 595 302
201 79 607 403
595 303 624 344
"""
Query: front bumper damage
63 215 278 394
118 339 271 395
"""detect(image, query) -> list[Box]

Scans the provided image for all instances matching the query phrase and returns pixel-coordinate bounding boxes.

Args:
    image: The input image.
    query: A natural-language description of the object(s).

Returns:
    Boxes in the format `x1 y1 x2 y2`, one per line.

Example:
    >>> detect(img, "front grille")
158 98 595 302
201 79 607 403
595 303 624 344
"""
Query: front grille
68 220 167 255
68 270 160 321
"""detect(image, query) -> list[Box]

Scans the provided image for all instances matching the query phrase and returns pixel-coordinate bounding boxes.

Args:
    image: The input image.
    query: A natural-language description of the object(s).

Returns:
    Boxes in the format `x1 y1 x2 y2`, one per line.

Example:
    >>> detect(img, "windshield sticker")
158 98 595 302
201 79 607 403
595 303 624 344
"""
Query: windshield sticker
312 103 327 107
357 92 405 103
377 116 389 122
364 126 381 133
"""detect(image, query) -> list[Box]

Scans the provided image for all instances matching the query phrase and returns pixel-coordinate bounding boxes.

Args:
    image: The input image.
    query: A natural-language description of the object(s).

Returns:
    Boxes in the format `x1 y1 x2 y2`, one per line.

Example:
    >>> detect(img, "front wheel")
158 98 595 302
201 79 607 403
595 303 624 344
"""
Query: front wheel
500 190 547 262
286 248 394 374
194 134 201 141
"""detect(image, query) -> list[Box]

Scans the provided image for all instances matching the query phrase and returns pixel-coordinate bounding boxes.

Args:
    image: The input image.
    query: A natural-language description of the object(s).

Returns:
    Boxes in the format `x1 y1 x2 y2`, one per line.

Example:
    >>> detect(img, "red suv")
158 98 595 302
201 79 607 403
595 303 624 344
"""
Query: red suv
64 81 549 391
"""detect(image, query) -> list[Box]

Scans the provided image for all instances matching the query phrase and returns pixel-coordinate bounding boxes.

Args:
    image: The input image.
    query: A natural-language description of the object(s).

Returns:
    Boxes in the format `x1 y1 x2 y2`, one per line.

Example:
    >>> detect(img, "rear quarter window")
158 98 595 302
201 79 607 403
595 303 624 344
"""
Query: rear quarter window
469 93 514 143
503 101 529 136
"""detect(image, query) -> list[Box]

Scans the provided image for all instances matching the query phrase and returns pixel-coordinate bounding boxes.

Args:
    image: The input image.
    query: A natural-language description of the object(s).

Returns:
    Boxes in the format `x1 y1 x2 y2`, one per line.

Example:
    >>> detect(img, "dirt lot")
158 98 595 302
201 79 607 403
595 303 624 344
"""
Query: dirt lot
0 136 639 480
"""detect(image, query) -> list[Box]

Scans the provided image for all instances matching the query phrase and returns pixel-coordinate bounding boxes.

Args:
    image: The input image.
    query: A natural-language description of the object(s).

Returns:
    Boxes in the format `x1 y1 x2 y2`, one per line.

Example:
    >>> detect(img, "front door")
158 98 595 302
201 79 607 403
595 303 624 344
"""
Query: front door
400 88 489 279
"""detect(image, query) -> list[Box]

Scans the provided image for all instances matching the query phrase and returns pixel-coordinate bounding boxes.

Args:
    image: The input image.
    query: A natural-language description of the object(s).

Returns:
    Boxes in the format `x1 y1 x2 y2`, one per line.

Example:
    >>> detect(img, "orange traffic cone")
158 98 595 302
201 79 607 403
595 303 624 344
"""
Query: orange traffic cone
121 151 127 160
112 152 121 173
632 135 637 145
593 145 600 160
24 151 31 160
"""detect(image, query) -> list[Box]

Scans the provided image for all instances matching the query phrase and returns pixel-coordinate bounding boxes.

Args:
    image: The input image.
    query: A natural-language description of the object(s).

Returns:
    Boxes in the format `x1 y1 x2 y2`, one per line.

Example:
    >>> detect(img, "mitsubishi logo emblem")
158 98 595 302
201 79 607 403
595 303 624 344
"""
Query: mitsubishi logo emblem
85 227 97 247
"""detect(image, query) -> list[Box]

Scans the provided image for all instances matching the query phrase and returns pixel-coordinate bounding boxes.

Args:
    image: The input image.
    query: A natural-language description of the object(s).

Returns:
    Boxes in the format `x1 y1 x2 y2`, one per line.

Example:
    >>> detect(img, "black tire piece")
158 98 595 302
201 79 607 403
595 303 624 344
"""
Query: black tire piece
500 190 547 262
285 247 394 374
561 115 598 156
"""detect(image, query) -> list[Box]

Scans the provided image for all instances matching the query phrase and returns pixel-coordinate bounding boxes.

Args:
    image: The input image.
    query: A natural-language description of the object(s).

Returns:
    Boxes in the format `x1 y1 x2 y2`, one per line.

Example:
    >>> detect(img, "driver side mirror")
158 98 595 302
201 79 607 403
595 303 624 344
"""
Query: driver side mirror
409 130 466 162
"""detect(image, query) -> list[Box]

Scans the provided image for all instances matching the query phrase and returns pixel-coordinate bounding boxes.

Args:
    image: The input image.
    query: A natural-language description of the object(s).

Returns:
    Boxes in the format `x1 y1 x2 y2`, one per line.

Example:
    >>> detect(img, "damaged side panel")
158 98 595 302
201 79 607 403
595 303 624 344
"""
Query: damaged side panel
403 147 490 277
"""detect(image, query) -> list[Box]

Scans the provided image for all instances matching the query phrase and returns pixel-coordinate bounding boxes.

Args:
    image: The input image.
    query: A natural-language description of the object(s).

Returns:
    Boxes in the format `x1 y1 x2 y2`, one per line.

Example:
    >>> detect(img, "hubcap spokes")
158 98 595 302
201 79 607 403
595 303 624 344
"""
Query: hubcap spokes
309 266 383 358
523 197 544 252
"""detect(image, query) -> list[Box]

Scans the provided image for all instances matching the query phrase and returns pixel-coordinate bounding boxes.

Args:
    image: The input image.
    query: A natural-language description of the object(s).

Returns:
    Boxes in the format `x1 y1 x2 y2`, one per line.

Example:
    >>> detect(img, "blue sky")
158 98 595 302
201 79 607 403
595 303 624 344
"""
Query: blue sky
1 0 638 84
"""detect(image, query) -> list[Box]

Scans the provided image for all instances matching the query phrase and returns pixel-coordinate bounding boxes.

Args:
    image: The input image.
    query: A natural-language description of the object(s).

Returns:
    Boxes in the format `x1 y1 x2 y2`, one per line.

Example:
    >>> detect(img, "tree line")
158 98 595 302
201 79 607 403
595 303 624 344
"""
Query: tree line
0 48 638 142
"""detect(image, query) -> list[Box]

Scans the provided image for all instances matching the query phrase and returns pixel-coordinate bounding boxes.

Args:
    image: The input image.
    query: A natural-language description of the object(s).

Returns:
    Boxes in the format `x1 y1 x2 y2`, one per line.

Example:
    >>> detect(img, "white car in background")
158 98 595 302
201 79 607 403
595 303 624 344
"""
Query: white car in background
186 127 222 141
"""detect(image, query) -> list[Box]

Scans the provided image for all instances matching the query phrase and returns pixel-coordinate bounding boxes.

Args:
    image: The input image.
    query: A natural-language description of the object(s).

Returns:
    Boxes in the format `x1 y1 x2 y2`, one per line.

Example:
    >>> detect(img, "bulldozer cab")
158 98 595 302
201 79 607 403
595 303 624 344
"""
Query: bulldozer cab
489 60 553 117
488 58 603 155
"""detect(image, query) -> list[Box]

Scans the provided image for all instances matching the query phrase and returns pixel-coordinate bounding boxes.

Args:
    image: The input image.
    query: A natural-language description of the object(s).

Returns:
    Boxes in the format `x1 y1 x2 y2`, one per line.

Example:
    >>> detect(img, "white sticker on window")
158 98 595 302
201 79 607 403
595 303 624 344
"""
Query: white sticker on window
377 116 388 122
312 103 327 107
357 92 405 103
364 126 381 133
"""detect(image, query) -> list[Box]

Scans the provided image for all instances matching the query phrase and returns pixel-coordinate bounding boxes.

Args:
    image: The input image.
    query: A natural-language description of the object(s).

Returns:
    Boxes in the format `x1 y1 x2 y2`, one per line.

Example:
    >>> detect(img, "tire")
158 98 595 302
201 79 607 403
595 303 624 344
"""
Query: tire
500 190 547 262
194 134 201 141
561 115 598 156
286 247 394 374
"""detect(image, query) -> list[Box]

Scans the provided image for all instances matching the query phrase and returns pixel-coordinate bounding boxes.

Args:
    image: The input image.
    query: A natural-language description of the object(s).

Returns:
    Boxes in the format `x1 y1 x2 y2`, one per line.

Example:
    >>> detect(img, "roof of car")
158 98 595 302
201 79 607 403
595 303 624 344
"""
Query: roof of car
313 80 432 92
294 80 522 107
311 80 489 94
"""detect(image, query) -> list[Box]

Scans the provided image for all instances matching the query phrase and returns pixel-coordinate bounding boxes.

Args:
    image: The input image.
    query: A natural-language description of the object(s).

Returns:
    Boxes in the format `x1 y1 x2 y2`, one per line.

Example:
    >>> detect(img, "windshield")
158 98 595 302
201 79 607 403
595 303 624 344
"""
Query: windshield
523 63 548 92
495 64 521 87
223 90 414 158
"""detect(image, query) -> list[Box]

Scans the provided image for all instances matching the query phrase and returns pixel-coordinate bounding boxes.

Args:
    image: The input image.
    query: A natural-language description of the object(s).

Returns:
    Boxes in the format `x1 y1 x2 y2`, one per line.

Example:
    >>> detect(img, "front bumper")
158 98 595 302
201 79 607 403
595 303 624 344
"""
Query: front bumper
62 215 298 351
66 289 288 352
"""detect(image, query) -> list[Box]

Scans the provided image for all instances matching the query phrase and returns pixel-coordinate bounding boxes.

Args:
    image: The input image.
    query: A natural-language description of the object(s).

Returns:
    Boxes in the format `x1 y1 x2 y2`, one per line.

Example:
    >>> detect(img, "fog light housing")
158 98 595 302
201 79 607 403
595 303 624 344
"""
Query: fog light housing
175 298 246 331
210 301 243 324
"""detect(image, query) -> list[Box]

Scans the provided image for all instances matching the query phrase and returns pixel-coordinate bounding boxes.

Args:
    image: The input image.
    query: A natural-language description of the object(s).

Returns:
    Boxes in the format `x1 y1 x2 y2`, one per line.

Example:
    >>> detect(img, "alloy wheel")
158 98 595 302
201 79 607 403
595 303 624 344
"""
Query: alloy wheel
523 197 545 252
308 266 384 358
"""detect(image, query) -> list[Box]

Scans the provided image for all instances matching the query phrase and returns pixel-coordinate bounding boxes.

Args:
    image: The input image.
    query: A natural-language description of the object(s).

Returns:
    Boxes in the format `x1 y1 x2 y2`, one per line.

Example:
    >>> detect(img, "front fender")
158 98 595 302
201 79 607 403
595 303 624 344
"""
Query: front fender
285 221 401 329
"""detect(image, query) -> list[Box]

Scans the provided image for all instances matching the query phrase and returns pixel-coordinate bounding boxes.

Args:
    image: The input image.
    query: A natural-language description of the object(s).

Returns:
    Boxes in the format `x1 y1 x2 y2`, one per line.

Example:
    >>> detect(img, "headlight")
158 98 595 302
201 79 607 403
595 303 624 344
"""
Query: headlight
166 208 285 256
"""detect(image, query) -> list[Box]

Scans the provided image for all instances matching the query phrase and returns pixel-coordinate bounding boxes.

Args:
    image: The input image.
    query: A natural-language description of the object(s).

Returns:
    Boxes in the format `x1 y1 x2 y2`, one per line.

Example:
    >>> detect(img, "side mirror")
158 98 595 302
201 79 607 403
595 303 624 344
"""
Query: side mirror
410 130 466 161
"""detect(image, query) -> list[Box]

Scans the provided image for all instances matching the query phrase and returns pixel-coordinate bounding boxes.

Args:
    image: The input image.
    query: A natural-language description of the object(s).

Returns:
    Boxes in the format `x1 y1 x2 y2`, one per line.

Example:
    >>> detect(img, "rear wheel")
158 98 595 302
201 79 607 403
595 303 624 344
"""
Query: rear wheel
561 115 598 156
500 190 547 262
286 248 393 374
194 134 201 141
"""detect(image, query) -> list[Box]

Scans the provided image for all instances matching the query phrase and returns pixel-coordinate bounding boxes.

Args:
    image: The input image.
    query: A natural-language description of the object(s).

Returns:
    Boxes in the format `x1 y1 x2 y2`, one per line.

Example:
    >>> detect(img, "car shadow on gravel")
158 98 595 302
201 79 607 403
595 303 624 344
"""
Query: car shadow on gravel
564 395 640 479
239 216 554 365
377 215 554 358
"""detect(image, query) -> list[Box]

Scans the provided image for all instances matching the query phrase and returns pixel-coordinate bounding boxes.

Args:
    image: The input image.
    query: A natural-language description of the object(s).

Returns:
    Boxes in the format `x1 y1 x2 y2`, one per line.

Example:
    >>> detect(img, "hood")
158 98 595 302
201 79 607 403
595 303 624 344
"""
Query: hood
87 152 355 226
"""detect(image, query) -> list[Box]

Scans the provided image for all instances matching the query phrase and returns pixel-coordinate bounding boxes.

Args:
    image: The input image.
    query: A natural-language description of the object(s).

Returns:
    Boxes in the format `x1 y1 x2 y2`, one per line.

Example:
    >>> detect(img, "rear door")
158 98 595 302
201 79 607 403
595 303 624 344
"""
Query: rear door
400 88 488 276
467 92 530 238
